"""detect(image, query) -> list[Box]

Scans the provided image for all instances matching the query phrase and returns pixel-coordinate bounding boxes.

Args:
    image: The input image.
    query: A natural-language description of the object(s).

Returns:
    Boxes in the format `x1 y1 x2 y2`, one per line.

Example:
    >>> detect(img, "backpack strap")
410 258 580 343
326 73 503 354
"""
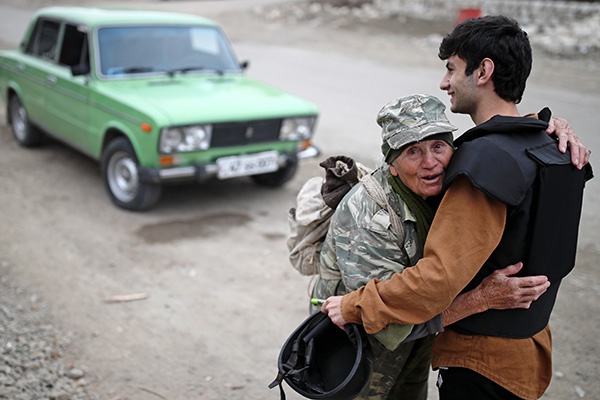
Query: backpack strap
360 174 405 244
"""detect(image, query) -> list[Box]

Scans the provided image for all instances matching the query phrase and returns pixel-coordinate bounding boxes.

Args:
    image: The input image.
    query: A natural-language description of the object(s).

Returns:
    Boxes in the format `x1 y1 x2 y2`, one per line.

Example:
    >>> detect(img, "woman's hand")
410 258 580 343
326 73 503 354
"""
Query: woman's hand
548 116 591 170
476 262 550 310
442 262 550 326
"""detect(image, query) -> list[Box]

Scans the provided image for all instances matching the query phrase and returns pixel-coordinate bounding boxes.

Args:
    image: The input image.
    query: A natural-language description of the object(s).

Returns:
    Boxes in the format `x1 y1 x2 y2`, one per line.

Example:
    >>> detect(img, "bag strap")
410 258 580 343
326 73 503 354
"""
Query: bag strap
360 173 405 243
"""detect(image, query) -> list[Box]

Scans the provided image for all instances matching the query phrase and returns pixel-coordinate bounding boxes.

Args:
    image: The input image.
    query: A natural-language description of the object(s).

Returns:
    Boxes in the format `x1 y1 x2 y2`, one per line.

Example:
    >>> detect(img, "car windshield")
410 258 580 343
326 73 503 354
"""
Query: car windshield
97 25 241 77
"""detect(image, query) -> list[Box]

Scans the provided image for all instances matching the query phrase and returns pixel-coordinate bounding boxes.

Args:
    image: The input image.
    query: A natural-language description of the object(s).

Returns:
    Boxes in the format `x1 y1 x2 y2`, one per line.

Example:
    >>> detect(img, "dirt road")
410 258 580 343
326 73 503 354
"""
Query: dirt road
1 1 599 399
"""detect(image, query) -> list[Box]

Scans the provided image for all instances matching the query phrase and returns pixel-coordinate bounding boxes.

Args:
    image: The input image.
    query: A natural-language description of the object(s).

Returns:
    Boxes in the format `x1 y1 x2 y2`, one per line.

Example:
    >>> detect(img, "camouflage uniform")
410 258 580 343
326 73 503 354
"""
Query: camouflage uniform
311 94 457 400
311 166 420 299
311 166 434 400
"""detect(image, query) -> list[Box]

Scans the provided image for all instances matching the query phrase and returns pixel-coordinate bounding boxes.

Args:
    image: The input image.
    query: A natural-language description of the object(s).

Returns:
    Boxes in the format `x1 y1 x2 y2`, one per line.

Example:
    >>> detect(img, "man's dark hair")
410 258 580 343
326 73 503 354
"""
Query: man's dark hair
438 15 532 104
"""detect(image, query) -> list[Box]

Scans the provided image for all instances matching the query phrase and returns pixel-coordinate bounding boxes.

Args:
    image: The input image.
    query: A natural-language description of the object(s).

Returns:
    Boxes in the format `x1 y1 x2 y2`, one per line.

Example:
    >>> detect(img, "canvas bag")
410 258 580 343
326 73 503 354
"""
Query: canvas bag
287 156 371 276
287 156 404 276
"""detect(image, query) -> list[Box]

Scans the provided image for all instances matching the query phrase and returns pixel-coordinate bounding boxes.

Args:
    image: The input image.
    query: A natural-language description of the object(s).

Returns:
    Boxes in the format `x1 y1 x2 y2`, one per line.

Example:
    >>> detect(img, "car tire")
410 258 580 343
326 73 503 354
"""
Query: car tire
8 95 43 147
101 137 162 211
251 155 298 188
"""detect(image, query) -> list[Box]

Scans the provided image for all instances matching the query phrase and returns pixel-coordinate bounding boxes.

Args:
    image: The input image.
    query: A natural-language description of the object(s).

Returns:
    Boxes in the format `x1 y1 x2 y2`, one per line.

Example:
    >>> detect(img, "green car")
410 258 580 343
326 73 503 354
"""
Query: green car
0 7 319 211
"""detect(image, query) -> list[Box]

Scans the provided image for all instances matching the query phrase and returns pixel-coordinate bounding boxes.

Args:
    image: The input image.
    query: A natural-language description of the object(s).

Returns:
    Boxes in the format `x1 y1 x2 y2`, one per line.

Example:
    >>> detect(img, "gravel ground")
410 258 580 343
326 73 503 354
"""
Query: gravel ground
0 273 99 400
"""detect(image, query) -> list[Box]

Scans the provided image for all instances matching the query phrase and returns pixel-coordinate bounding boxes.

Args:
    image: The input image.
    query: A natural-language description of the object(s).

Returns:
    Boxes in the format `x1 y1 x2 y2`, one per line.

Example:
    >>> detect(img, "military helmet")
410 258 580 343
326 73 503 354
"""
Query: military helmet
269 311 373 399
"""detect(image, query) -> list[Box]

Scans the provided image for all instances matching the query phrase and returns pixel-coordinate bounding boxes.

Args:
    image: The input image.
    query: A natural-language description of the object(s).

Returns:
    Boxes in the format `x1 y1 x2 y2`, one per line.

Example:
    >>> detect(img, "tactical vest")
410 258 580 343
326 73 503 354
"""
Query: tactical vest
444 116 593 338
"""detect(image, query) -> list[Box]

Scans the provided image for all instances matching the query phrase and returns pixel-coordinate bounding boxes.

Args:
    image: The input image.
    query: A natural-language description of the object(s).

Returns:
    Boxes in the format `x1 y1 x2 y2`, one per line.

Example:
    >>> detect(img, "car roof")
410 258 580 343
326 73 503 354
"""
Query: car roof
34 6 219 28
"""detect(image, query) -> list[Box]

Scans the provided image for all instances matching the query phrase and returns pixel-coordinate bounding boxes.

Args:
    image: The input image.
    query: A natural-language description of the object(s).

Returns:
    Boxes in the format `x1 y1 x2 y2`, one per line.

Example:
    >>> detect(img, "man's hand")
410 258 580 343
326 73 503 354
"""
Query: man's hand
321 296 347 329
548 116 591 170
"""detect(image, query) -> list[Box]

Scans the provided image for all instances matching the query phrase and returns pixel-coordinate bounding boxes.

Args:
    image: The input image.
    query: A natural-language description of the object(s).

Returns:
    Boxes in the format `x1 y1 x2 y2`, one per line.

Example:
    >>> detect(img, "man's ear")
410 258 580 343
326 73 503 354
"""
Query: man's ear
477 58 494 84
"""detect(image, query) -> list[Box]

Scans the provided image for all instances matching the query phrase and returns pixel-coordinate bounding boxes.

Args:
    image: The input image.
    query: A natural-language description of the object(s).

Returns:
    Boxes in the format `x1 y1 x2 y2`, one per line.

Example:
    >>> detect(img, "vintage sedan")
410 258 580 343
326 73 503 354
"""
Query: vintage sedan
0 7 319 210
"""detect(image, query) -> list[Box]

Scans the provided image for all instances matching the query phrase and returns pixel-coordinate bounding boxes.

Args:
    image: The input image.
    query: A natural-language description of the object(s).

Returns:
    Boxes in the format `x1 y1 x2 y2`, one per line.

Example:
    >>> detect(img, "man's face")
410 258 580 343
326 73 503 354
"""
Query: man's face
389 139 454 199
440 55 478 115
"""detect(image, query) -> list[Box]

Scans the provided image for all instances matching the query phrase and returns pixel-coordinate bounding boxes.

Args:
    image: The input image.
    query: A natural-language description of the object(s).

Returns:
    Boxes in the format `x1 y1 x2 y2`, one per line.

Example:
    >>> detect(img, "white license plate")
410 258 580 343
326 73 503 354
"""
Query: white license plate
216 151 280 179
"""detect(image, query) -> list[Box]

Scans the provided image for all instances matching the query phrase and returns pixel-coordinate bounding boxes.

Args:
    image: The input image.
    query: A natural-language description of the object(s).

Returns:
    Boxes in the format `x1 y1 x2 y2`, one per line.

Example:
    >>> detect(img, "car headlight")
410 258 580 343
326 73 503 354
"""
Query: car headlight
159 125 213 153
280 117 316 141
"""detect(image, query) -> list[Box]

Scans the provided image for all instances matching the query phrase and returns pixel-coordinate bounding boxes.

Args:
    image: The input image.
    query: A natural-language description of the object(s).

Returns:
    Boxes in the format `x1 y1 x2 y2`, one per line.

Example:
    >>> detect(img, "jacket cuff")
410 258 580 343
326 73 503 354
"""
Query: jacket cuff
341 290 363 325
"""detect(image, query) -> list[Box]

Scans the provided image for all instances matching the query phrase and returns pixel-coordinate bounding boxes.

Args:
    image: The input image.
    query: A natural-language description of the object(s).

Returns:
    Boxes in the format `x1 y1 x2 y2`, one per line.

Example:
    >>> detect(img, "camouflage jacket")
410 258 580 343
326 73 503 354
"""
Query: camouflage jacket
312 165 421 298
310 165 426 349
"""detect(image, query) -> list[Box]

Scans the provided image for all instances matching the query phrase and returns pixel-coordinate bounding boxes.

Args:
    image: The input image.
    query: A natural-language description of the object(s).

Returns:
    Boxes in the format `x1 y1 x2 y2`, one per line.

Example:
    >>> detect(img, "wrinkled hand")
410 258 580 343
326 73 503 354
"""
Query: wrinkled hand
321 296 347 329
548 116 590 170
477 262 550 310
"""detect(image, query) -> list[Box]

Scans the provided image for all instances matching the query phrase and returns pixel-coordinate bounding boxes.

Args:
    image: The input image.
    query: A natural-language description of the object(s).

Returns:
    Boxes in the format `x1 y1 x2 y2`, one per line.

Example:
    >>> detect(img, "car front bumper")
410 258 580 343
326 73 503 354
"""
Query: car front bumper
138 145 319 184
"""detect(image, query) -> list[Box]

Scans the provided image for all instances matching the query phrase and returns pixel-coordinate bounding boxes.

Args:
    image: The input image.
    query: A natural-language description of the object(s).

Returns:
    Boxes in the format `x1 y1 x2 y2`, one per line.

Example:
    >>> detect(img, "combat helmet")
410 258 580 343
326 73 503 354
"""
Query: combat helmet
269 311 373 399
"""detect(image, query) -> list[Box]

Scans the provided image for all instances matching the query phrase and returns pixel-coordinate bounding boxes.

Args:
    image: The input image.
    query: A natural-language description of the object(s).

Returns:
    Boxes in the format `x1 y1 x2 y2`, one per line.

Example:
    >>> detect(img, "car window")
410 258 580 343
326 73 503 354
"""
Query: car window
25 19 60 61
97 25 241 77
58 24 89 69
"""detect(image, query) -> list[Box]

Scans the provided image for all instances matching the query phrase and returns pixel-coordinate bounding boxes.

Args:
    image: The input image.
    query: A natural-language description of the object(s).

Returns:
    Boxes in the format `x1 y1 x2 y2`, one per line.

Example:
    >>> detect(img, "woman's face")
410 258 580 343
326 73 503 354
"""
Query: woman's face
389 139 454 199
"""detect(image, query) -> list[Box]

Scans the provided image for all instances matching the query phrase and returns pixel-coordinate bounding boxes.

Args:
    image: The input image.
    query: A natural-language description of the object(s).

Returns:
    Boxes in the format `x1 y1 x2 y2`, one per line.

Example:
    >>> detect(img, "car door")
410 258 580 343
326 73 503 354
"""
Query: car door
18 18 61 128
42 22 91 153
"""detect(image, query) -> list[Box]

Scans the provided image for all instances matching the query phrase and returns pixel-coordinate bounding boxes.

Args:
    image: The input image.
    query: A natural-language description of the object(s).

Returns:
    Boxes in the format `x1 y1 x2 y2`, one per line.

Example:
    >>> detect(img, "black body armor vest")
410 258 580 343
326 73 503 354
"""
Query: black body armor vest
444 116 593 338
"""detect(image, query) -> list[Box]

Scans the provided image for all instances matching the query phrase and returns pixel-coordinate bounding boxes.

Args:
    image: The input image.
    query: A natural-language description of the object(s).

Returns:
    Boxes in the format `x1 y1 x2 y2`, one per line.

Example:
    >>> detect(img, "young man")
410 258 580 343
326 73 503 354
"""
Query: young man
322 15 593 399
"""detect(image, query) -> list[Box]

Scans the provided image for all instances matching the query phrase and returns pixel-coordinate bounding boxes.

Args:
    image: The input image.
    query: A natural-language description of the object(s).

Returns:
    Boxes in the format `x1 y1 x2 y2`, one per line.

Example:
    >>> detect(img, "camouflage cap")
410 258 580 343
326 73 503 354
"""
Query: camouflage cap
378 94 457 163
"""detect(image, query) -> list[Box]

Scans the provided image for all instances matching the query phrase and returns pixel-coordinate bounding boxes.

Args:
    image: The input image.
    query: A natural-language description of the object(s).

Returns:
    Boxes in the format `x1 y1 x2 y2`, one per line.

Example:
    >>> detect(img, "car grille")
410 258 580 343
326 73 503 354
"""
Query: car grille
211 119 282 148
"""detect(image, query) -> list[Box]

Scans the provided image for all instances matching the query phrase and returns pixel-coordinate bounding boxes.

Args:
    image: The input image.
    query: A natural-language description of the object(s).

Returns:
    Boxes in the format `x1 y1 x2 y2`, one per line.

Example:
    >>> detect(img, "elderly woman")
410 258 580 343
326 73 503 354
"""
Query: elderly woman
310 94 549 399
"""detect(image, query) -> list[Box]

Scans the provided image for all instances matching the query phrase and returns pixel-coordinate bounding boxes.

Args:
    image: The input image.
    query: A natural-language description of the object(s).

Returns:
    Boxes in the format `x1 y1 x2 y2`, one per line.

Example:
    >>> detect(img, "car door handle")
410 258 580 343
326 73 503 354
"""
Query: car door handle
46 75 57 86
16 63 25 72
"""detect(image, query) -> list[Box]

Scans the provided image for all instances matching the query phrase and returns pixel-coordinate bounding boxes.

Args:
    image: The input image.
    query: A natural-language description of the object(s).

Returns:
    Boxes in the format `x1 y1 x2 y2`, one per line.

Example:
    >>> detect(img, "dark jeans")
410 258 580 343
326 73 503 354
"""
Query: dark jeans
437 367 523 400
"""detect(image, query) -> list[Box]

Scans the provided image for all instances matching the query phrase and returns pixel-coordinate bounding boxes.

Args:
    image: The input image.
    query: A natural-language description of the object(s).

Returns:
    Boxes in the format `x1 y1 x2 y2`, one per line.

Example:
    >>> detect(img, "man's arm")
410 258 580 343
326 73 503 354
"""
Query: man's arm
323 177 506 332
322 261 551 330
442 262 550 326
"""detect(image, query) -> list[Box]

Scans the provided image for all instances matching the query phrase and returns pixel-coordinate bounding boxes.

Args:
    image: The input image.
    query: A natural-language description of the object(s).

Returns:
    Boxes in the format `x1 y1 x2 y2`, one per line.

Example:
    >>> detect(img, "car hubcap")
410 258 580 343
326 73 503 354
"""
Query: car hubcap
11 102 27 141
108 151 139 202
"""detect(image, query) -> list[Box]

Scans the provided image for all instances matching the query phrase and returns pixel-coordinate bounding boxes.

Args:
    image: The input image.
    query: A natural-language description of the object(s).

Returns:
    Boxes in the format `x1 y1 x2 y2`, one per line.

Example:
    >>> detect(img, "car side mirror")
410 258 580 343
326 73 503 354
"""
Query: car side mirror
240 60 249 70
71 64 90 76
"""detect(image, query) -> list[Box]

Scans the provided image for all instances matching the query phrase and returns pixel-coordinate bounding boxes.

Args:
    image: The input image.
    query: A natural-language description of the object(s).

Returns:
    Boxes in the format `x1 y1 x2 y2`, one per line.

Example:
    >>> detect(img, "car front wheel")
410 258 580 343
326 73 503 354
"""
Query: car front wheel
8 95 43 147
101 137 161 211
